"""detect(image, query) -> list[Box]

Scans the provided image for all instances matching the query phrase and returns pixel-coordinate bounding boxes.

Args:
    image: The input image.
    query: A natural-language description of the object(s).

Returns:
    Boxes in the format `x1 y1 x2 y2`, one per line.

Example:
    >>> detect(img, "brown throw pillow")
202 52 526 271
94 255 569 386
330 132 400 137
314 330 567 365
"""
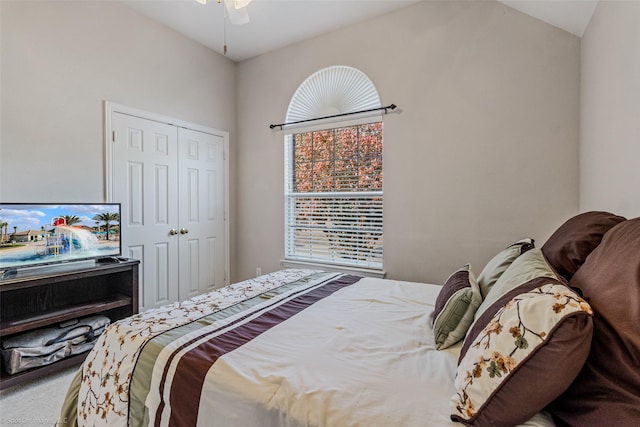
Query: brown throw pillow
541 211 625 281
547 217 640 427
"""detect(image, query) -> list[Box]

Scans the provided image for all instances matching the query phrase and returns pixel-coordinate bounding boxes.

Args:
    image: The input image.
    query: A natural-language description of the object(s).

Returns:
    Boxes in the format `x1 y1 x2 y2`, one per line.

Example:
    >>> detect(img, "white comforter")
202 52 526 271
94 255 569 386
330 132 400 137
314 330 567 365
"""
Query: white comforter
61 271 556 427
190 278 555 427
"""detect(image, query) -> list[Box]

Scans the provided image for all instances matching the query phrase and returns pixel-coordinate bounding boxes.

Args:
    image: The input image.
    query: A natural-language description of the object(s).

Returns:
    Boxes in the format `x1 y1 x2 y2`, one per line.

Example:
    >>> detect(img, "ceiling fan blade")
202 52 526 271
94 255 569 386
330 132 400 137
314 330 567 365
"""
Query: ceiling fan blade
225 0 250 25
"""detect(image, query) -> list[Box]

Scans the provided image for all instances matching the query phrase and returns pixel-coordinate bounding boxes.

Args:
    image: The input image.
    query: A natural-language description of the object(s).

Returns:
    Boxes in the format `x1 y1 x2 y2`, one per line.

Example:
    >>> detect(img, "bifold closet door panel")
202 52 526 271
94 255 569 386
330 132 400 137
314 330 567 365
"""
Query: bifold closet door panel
177 127 226 300
112 112 180 310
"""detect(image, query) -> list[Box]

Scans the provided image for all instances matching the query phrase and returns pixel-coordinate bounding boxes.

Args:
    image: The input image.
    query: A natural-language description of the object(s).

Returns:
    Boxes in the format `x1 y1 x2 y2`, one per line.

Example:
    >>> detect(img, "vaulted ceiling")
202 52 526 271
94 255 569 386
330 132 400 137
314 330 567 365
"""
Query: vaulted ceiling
121 0 598 62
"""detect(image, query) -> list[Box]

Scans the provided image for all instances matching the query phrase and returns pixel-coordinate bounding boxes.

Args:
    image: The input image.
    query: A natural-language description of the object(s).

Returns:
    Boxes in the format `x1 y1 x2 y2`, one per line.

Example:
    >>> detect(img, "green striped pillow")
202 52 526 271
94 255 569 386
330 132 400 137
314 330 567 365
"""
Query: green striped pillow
432 264 482 350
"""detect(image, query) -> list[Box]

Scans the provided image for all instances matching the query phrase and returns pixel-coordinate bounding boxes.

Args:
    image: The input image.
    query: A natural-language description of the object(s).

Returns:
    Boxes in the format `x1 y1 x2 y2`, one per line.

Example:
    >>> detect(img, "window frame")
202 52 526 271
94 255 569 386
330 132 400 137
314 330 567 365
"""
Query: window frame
283 121 384 274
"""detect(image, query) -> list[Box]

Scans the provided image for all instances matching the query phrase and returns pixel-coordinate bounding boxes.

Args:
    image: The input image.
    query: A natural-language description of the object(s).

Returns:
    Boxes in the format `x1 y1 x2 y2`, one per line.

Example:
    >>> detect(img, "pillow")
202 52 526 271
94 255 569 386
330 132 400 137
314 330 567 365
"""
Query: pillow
472 248 557 325
452 250 593 427
547 217 640 427
541 211 625 281
432 264 481 350
477 238 535 298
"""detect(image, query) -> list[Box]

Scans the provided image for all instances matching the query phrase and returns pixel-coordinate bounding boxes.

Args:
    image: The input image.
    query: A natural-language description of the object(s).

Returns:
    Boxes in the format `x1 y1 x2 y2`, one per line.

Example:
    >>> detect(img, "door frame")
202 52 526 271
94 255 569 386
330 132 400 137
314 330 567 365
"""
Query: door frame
103 100 230 287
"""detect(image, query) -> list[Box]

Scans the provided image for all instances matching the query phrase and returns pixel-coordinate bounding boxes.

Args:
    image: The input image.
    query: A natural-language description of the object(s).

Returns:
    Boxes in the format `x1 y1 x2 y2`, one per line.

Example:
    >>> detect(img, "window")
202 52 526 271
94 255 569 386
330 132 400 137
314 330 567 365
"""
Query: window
285 122 383 269
282 65 385 272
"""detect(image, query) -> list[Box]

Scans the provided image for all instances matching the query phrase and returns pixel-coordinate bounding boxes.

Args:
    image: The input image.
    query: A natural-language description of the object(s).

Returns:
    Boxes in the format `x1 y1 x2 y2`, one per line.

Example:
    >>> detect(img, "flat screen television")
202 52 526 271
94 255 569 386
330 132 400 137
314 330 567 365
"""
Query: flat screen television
0 203 122 276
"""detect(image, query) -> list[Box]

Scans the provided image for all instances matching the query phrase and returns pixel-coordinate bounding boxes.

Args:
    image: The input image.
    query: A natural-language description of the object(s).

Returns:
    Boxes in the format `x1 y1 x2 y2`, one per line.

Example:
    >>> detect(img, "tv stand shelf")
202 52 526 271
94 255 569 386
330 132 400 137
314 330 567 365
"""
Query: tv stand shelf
0 259 139 390
0 294 132 336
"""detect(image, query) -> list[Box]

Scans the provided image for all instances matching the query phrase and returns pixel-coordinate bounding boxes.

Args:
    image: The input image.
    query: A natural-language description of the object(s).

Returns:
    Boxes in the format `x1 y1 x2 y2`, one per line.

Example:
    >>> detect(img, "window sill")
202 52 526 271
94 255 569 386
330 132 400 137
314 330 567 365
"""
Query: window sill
280 259 386 279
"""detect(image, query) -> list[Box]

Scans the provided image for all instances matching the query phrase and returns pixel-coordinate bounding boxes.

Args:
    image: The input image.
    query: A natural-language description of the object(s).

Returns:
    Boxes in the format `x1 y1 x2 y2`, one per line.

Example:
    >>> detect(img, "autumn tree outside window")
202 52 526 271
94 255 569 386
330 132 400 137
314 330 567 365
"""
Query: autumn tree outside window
284 122 383 269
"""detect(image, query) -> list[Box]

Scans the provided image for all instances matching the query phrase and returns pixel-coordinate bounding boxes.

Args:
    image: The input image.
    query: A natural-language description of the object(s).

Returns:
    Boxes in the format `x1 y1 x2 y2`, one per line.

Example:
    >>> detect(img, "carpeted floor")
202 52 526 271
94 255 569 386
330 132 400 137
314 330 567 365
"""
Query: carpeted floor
0 366 77 427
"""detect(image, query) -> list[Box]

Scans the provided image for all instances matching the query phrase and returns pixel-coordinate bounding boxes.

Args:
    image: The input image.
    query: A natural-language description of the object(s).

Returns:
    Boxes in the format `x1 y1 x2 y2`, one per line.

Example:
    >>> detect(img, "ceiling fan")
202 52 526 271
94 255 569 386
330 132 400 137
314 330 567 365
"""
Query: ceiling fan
195 0 253 55
196 0 253 25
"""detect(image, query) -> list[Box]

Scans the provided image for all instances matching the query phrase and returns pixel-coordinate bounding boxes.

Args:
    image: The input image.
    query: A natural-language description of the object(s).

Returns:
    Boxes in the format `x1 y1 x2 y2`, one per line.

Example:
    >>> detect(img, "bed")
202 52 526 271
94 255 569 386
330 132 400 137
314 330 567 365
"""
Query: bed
57 212 640 427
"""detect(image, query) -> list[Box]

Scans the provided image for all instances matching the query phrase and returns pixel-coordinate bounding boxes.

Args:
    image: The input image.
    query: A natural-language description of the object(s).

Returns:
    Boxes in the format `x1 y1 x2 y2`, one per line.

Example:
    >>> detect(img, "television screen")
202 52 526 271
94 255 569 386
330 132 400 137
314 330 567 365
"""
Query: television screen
0 203 122 272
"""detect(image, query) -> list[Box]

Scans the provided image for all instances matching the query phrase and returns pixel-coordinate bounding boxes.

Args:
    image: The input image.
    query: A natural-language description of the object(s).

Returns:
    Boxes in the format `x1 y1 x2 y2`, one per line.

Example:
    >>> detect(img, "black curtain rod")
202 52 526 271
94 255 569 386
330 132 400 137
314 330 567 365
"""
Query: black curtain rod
269 104 397 130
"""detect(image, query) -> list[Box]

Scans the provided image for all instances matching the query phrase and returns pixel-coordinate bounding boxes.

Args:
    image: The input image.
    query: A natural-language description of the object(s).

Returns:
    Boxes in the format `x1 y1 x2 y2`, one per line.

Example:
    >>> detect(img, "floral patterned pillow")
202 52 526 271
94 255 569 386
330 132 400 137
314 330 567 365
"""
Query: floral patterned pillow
450 283 593 427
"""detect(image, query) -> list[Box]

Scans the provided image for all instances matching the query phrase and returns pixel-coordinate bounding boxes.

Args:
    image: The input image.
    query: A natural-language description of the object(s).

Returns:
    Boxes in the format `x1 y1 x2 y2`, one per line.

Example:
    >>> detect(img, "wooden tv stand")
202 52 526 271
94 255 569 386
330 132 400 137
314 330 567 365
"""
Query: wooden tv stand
0 259 139 390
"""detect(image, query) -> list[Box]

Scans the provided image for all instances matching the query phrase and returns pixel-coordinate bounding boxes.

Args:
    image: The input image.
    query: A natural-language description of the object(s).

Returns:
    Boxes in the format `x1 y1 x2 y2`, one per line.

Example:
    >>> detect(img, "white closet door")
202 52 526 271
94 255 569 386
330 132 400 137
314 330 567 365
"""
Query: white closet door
112 112 180 310
177 128 225 299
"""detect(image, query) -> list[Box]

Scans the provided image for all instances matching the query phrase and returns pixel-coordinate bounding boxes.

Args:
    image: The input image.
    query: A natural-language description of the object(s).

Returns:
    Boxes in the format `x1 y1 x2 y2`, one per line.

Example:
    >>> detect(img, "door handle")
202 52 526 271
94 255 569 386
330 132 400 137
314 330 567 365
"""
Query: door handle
169 229 178 236
180 228 189 235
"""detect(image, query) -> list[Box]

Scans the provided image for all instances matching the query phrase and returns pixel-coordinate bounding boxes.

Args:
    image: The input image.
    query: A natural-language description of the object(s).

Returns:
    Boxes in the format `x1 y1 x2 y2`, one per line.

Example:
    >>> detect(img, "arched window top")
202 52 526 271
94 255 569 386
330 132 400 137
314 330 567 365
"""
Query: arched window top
286 65 381 123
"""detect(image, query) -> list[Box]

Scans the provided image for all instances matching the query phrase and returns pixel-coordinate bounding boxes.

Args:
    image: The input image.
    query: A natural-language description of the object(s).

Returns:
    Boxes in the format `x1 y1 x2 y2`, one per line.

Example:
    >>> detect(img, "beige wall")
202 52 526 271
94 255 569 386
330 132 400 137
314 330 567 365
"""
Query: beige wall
0 1 236 212
579 0 640 219
1 1 589 285
0 0 238 276
236 1 580 283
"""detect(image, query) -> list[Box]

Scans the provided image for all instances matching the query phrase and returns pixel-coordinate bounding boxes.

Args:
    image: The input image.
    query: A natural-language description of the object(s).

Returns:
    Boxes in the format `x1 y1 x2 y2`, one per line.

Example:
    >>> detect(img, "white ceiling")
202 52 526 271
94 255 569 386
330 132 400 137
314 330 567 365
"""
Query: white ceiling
499 0 598 37
122 0 598 62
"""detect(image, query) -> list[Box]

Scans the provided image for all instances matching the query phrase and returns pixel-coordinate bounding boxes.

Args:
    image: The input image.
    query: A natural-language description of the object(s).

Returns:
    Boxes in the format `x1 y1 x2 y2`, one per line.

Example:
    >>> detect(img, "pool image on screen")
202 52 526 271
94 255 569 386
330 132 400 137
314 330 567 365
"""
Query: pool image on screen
0 203 122 271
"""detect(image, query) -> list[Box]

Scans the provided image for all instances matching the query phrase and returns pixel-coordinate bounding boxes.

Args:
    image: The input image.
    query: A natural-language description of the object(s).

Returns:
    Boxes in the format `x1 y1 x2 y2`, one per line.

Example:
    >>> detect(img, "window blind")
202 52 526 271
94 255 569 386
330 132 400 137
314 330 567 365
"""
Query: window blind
284 123 383 269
